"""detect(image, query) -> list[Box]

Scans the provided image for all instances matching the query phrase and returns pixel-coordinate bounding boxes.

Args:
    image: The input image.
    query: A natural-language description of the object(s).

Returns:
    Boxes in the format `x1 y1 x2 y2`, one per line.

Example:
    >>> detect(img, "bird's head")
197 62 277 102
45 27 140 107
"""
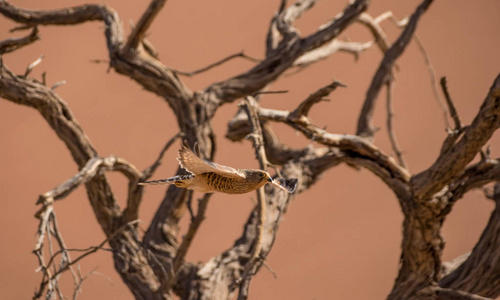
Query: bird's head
243 170 298 193
244 170 272 186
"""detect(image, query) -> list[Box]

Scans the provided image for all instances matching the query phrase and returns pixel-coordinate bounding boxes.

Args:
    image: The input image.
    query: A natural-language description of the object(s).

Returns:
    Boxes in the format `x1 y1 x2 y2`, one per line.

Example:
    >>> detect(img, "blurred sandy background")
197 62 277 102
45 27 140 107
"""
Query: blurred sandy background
1 0 499 299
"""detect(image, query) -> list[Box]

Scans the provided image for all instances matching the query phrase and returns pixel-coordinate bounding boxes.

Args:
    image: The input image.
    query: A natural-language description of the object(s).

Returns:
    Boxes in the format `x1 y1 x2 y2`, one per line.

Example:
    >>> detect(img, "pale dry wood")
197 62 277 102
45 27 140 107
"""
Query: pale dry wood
293 39 373 67
357 13 391 53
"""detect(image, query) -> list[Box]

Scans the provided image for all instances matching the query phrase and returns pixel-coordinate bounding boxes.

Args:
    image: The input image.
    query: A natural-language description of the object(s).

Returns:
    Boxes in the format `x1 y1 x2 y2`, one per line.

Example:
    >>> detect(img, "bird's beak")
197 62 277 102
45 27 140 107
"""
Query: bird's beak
267 177 273 183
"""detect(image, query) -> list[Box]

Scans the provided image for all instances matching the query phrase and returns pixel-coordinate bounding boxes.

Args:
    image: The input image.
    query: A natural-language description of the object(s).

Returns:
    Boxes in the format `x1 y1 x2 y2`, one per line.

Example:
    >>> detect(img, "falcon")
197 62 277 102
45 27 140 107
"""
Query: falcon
138 142 297 194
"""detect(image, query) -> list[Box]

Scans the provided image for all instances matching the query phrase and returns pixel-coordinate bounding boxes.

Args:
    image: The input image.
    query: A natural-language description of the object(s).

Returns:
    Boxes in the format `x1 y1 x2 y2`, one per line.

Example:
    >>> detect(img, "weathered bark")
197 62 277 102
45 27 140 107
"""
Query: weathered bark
2 0 500 299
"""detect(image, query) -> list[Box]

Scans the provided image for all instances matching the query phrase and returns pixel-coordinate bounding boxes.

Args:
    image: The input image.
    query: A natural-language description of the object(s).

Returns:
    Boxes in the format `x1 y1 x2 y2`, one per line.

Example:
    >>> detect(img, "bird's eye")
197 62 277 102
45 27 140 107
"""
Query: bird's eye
260 173 265 178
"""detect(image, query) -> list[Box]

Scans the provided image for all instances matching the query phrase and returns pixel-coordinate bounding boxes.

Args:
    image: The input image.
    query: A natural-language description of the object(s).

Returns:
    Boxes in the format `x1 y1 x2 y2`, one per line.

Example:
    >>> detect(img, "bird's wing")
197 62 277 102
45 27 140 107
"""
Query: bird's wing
177 142 245 179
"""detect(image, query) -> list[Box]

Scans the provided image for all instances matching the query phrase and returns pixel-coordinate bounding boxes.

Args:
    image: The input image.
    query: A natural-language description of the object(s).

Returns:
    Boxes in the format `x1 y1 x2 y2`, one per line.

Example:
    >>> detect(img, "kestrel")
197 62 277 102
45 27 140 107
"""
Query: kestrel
138 142 297 194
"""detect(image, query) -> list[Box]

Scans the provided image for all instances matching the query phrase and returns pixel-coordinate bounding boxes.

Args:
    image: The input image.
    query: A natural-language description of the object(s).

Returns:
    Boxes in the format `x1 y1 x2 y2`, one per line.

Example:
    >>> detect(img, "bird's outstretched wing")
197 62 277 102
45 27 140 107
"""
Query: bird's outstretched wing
177 141 245 179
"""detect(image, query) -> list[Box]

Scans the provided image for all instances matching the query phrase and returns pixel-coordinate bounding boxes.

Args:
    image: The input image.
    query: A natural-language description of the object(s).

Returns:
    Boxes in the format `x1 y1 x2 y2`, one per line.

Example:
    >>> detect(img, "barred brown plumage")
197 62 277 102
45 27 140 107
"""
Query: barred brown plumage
138 142 297 194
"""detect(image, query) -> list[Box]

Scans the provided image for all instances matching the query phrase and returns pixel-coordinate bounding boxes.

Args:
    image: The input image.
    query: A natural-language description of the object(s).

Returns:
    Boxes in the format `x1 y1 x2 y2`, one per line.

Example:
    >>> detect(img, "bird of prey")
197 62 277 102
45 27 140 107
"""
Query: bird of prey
138 142 297 194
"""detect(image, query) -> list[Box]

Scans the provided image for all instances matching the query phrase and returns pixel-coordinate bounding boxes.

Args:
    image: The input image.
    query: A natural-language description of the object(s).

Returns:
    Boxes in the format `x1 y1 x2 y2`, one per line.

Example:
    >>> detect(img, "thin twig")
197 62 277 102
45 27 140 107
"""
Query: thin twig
36 220 141 292
33 206 52 299
166 193 212 289
0 26 39 54
172 51 260 77
141 132 184 181
438 77 465 155
440 77 462 130
51 80 66 90
237 96 269 300
289 80 345 120
262 260 278 279
356 0 434 139
24 54 44 77
252 90 289 96
385 81 407 168
414 35 449 129
293 39 373 68
49 212 72 300
89 59 110 64
377 11 449 129
9 24 35 32
72 267 100 300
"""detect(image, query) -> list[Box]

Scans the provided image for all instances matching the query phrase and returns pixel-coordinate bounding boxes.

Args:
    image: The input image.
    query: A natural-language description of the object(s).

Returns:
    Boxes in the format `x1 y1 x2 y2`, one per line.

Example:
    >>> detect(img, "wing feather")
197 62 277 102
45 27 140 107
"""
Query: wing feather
177 142 245 179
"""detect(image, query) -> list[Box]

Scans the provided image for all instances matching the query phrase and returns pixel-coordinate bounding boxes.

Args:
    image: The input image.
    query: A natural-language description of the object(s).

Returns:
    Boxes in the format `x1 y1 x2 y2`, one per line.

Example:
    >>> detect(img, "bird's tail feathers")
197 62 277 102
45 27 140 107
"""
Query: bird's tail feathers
138 174 194 186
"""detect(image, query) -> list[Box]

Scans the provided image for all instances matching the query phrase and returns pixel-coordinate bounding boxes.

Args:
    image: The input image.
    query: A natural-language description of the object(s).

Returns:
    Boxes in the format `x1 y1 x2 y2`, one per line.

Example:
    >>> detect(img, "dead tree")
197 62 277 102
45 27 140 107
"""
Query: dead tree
1 0 499 299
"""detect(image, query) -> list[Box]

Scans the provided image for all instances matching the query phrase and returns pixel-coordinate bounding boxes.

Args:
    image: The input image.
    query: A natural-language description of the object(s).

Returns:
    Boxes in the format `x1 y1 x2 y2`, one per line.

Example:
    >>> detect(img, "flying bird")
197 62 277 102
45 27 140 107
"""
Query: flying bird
138 142 297 194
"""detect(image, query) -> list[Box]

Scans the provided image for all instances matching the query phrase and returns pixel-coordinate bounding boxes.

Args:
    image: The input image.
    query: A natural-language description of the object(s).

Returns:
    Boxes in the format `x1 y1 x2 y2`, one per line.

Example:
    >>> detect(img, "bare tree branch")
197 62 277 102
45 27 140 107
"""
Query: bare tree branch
36 156 140 206
440 77 463 130
0 25 38 54
0 61 123 230
289 80 345 120
227 102 411 197
414 35 449 129
123 0 166 53
412 73 500 200
440 183 500 298
265 0 286 56
167 193 212 291
236 96 270 300
0 1 192 111
3 0 500 299
376 11 451 129
36 219 141 298
141 132 184 181
385 80 407 168
171 51 260 77
24 54 44 77
447 158 500 205
357 13 391 54
202 0 368 107
357 0 434 139
274 0 316 41
293 39 373 67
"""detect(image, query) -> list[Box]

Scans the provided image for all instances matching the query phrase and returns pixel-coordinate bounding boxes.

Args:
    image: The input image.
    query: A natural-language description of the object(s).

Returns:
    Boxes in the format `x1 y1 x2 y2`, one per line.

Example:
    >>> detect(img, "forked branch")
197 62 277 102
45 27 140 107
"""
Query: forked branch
123 0 166 52
412 73 500 200
357 0 434 139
